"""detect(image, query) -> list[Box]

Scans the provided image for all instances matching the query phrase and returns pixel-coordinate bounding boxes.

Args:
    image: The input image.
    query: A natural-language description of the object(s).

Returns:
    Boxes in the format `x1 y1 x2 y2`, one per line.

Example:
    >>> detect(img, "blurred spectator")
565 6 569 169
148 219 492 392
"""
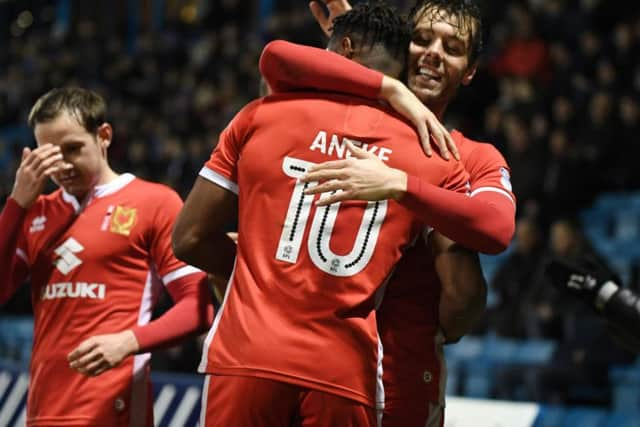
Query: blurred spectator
489 3 550 83
617 95 640 187
579 91 619 189
529 304 635 406
502 111 545 212
524 218 606 340
487 216 545 338
540 128 591 222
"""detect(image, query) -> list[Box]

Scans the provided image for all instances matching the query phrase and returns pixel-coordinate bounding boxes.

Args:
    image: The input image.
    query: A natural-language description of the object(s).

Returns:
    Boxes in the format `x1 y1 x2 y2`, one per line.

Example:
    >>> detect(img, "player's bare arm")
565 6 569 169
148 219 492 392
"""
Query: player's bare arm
302 141 407 205
173 176 238 278
430 232 487 343
10 144 72 208
68 330 139 376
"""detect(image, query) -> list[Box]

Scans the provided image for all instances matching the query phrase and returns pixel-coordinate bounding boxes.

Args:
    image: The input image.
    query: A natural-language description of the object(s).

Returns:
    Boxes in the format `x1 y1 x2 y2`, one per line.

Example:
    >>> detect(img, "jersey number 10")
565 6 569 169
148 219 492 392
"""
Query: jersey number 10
276 156 388 277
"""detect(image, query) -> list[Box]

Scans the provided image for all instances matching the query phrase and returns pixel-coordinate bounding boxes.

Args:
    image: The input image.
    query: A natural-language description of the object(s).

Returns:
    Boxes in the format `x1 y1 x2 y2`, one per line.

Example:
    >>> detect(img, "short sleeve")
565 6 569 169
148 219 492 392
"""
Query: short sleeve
465 144 516 205
200 99 262 194
443 161 471 195
149 188 201 286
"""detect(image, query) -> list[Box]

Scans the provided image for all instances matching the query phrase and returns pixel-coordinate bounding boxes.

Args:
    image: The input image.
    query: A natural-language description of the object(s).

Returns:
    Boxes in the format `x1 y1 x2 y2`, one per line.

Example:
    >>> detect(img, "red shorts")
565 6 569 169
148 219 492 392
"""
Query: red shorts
381 400 444 427
200 374 376 427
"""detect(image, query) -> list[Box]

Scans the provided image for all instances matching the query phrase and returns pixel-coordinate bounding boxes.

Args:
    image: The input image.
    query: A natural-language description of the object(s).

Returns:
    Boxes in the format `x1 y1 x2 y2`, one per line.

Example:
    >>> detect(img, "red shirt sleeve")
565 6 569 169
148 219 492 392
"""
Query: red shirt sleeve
200 98 262 190
399 176 514 254
464 142 516 205
399 140 515 254
259 40 383 99
131 188 214 352
131 273 213 352
0 198 30 304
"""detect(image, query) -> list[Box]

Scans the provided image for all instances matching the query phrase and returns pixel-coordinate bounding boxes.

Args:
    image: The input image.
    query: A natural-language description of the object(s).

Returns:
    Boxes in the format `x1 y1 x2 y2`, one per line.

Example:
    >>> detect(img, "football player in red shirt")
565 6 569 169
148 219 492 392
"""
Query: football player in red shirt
171 4 507 426
258 1 516 425
0 87 214 427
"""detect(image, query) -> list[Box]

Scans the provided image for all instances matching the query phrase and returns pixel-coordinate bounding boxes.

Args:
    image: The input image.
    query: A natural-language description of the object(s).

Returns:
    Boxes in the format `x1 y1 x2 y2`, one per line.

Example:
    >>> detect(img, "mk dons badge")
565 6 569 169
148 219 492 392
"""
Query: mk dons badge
110 206 137 236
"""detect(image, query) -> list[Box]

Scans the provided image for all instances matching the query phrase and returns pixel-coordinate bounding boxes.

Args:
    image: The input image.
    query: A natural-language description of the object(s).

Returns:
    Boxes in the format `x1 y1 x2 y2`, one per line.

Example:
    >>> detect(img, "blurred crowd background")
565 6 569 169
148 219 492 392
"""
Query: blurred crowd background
2 0 640 414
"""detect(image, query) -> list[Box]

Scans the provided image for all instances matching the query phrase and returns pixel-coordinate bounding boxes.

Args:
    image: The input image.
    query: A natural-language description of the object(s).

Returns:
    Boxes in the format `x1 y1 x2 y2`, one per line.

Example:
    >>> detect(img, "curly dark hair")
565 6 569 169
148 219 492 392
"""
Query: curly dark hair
330 1 411 66
409 0 483 64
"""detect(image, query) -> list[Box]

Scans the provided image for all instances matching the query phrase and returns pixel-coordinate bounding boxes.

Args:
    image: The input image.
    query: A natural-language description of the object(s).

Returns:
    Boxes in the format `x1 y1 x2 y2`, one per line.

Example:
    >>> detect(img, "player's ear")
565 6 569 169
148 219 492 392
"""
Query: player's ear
341 37 355 59
96 123 113 151
462 61 477 86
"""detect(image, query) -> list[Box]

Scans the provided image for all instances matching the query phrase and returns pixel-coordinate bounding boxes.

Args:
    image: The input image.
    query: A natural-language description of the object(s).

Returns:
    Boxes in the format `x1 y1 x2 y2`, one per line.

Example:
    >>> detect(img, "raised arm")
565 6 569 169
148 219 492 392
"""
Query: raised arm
1 144 72 304
302 142 512 254
259 40 457 159
399 176 514 254
259 40 382 98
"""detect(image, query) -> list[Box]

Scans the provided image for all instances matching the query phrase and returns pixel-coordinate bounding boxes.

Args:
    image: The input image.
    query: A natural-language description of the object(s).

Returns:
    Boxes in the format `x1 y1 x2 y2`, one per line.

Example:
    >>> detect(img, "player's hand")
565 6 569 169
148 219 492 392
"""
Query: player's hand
10 144 72 208
68 330 140 377
301 141 407 205
380 76 459 161
309 0 352 37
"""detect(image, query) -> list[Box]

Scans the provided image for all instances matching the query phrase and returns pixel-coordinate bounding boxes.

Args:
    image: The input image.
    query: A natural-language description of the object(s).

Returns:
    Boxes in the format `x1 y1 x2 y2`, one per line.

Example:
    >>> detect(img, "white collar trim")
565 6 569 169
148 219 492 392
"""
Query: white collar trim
62 173 136 213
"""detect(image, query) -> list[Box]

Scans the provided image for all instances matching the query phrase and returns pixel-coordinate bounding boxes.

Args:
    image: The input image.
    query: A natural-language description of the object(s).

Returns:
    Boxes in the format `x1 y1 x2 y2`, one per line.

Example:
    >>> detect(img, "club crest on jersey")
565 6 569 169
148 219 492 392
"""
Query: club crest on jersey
110 206 137 236
499 167 513 192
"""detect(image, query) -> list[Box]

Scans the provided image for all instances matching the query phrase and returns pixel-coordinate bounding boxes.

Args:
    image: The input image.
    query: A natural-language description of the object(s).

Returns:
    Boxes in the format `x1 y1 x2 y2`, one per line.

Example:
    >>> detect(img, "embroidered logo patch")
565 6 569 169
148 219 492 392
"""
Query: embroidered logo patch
499 167 512 192
109 206 137 236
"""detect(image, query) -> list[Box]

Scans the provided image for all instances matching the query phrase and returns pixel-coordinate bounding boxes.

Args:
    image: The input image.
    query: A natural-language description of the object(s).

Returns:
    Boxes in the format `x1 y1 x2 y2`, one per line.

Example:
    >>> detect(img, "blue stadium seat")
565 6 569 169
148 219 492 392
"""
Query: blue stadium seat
594 193 633 213
608 258 633 286
514 339 556 365
461 359 492 398
561 407 608 427
613 211 640 241
581 209 612 239
479 257 502 283
445 360 461 396
626 191 640 210
533 404 565 427
589 235 617 259
610 365 640 414
482 335 519 364
444 336 484 362
0 317 33 365
604 412 640 427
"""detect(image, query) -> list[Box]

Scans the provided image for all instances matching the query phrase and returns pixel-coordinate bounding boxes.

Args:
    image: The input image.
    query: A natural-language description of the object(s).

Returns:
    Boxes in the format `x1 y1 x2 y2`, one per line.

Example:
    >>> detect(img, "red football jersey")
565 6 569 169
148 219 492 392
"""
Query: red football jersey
14 174 200 427
198 92 469 407
378 130 516 409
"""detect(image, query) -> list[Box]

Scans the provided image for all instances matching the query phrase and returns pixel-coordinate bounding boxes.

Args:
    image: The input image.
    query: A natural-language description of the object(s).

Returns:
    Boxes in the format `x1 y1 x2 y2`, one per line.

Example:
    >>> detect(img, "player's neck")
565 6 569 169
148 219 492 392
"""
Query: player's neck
95 163 120 187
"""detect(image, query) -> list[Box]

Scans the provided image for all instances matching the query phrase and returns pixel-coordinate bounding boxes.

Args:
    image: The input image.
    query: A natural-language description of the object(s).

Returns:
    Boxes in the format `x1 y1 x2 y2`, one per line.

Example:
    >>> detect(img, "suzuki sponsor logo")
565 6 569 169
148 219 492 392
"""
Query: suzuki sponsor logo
29 216 47 233
41 282 106 300
54 237 84 275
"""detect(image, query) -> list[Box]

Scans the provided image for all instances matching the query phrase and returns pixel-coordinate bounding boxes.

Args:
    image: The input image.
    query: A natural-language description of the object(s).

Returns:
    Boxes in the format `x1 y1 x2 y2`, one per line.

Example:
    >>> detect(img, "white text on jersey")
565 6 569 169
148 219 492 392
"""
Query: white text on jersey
309 131 393 162
41 282 106 300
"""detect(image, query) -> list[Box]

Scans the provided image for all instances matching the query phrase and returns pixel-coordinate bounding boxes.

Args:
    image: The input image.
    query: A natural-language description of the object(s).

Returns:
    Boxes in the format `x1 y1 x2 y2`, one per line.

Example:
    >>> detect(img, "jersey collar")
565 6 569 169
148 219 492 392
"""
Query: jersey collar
61 173 136 213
